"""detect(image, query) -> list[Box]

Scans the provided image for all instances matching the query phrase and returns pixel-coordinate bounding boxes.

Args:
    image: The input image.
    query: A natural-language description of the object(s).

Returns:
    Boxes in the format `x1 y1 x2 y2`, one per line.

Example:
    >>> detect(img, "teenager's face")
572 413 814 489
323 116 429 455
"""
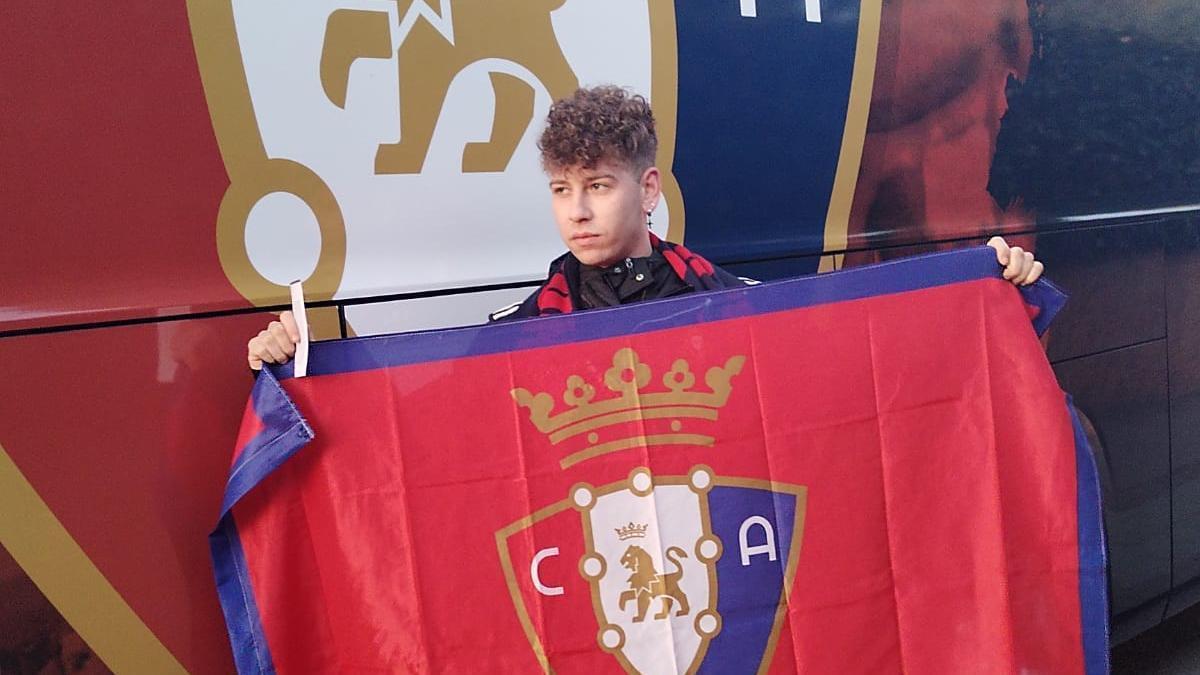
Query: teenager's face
548 160 660 267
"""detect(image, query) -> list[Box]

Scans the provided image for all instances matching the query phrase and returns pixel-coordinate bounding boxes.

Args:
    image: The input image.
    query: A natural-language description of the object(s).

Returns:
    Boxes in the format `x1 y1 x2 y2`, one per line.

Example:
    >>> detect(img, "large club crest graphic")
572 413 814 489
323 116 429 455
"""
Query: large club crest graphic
498 349 807 674
185 0 686 330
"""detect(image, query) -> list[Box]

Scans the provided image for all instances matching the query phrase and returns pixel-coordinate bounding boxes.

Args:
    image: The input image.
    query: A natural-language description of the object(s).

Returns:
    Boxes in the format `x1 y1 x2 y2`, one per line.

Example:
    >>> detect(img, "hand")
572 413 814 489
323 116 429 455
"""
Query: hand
247 311 301 371
987 236 1044 286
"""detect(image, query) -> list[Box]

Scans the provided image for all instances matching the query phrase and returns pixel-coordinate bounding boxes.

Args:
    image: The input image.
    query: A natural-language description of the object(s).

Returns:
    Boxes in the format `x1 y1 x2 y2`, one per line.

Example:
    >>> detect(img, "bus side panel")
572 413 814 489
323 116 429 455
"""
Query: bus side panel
1037 221 1172 640
1167 218 1200 617
0 313 275 674
0 2 245 333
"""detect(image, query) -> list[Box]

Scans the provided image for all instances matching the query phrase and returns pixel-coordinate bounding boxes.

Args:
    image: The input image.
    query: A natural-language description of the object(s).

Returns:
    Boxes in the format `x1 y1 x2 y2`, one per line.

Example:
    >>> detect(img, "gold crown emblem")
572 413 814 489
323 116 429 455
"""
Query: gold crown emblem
511 348 745 469
615 522 649 540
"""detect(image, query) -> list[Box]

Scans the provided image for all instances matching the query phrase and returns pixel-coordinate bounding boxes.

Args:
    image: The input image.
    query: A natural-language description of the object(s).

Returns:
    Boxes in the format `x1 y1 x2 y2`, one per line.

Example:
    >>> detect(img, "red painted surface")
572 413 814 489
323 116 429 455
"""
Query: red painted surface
0 2 242 332
0 312 275 674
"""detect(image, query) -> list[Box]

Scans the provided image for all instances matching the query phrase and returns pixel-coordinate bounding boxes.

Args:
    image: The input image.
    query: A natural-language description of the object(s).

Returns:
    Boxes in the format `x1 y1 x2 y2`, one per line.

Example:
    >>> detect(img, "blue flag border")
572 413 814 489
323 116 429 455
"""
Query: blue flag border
277 246 1065 381
1070 396 1112 673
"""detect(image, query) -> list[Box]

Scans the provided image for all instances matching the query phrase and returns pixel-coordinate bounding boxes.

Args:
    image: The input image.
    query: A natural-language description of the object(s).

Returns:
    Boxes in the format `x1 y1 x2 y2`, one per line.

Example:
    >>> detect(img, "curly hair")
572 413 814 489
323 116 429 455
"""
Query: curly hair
538 85 658 173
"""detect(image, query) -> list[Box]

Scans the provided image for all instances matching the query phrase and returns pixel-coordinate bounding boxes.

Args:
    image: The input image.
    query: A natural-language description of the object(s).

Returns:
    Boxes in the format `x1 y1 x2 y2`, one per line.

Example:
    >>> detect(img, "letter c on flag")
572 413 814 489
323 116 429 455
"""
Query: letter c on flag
531 547 564 596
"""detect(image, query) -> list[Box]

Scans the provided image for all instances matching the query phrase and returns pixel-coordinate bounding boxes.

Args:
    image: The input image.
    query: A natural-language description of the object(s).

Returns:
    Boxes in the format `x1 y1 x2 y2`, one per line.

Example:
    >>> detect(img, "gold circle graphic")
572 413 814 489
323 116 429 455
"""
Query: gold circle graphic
579 553 606 580
628 467 654 497
688 465 715 493
695 609 722 638
598 625 625 652
696 535 723 563
216 158 347 305
570 482 596 511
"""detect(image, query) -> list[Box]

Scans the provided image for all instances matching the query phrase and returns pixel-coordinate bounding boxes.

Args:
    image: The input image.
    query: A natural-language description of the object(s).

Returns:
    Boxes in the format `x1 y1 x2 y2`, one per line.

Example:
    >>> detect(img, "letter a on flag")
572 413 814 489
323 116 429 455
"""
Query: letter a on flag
212 248 1107 674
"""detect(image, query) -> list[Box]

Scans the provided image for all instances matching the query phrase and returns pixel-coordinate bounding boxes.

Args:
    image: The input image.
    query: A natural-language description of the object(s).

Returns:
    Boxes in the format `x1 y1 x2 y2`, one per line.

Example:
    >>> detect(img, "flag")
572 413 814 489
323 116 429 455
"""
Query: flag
211 247 1106 674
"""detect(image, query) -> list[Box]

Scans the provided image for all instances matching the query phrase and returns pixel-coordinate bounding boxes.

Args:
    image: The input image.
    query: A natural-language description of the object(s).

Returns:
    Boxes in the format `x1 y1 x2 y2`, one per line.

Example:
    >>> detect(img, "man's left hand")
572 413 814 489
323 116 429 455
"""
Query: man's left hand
987 236 1044 286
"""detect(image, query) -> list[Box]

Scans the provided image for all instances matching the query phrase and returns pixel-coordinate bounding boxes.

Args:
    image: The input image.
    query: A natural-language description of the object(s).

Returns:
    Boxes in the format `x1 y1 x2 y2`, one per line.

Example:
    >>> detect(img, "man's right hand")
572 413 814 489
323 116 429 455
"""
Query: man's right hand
247 311 300 371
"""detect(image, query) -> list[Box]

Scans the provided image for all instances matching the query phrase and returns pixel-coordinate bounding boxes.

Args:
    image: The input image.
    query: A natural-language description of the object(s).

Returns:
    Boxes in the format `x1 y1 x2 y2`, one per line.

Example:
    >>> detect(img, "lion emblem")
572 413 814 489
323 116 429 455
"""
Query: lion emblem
320 0 579 174
617 545 691 622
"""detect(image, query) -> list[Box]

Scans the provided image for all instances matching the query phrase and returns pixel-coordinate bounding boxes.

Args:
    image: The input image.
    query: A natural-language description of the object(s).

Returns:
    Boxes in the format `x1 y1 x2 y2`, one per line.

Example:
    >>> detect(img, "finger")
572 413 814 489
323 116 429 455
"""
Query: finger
1011 250 1032 284
988 236 1010 265
268 322 298 357
1018 250 1035 284
280 311 301 343
247 339 264 371
1023 260 1045 286
1004 246 1025 280
257 332 289 363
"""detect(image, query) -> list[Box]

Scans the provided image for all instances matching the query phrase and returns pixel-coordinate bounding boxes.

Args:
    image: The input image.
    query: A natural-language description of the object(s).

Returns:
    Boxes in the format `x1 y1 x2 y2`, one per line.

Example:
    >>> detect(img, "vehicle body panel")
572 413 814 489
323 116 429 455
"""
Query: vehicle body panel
2 0 1199 671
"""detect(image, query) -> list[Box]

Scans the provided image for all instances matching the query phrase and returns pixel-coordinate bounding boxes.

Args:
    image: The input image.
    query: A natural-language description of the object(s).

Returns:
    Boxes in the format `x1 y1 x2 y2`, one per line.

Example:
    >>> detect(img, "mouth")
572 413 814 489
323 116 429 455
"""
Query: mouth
570 232 601 242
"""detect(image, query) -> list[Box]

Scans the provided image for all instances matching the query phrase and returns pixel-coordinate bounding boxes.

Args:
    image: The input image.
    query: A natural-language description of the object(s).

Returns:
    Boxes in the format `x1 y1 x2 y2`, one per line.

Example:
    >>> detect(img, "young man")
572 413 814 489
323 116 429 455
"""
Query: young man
248 86 1042 370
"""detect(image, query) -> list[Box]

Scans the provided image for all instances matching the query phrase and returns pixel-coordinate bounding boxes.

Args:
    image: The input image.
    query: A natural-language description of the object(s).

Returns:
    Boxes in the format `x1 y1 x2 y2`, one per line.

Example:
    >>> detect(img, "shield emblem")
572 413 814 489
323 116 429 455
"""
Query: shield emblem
574 466 721 673
497 465 807 674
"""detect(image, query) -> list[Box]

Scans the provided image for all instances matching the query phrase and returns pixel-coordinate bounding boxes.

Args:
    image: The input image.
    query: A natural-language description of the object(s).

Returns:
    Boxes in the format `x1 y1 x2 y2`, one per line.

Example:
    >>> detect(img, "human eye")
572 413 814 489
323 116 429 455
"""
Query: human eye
590 182 608 191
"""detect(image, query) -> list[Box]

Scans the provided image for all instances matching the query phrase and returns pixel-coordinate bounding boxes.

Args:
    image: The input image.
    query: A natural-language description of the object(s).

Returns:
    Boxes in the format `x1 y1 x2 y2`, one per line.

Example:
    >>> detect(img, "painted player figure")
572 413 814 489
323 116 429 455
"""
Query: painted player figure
247 85 1044 370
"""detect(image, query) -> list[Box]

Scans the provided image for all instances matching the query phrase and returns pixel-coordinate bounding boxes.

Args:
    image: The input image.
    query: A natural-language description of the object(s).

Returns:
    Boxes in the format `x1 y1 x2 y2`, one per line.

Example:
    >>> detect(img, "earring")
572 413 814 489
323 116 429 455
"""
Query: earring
646 210 653 228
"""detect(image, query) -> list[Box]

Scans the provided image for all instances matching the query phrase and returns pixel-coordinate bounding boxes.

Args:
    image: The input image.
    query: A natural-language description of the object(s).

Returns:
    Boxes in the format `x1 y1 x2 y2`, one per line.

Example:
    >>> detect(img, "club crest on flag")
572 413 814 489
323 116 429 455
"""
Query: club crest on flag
499 349 807 673
498 466 806 674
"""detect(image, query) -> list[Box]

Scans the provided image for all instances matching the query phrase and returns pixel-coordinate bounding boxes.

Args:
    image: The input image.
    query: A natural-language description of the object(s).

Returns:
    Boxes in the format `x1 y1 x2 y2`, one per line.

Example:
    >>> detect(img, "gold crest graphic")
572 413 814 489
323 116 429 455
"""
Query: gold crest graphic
185 0 689 312
322 1 578 174
511 348 745 468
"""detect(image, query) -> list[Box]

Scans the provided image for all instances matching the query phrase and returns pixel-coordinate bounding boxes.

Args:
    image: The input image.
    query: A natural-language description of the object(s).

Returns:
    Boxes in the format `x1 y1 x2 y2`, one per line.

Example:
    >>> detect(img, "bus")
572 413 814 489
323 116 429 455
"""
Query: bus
2 0 1198 671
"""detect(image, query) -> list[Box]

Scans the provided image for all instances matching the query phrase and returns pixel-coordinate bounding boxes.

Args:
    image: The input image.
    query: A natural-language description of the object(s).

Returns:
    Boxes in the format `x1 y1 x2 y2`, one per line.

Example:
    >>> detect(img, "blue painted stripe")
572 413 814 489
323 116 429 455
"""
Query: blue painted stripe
1068 396 1111 674
672 0 861 263
274 247 1066 380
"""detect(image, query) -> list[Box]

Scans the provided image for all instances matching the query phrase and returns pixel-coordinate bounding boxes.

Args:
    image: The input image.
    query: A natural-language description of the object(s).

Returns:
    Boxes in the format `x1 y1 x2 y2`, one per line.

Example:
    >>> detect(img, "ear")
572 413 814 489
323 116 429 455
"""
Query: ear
639 166 662 212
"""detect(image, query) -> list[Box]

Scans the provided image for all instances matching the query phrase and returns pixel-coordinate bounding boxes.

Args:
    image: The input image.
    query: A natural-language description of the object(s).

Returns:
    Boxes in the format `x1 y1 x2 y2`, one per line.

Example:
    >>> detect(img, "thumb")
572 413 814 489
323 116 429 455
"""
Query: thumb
987 236 1010 265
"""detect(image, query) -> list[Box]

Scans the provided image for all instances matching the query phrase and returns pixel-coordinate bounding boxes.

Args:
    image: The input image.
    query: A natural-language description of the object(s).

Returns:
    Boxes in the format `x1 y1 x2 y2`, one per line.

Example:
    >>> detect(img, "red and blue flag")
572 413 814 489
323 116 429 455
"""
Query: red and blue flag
212 247 1106 673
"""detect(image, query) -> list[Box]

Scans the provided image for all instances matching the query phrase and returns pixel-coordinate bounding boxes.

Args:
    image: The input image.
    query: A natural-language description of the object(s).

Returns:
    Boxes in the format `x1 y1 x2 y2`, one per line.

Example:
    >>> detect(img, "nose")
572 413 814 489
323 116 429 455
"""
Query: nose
568 192 592 224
